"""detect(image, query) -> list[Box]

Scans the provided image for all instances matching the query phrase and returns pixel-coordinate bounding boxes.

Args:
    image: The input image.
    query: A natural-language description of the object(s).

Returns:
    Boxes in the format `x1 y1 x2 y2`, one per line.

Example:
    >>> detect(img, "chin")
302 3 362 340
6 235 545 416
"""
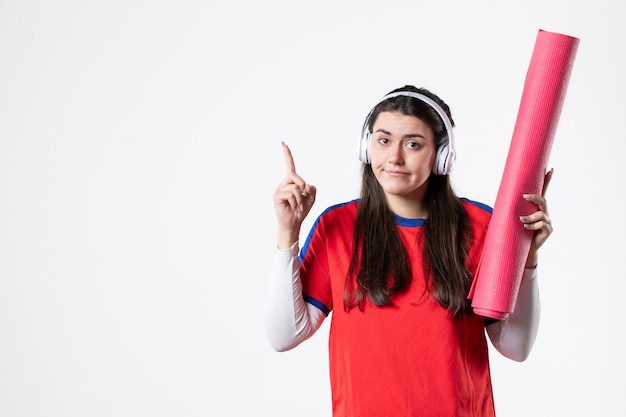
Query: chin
381 180 428 198
382 186 416 197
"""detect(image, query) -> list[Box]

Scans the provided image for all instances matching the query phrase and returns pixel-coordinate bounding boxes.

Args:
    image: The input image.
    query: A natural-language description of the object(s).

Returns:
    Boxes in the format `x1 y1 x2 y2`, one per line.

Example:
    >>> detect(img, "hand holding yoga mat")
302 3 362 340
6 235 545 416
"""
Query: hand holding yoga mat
468 29 579 320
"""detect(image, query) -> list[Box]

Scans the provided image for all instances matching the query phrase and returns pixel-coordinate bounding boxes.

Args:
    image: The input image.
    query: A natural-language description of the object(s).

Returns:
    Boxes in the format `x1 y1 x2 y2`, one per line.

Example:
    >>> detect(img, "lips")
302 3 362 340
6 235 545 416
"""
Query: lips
384 170 409 177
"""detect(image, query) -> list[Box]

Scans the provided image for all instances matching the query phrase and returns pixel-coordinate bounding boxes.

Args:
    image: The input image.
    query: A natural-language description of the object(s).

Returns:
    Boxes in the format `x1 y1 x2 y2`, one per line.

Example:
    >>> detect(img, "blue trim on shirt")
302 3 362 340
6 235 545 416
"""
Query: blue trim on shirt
301 198 492 261
304 294 331 316
461 198 493 214
392 213 425 227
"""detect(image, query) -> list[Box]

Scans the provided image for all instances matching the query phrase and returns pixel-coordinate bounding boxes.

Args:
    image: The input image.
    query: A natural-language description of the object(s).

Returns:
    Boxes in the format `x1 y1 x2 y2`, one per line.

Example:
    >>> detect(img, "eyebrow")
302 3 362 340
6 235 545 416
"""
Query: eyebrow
374 128 427 140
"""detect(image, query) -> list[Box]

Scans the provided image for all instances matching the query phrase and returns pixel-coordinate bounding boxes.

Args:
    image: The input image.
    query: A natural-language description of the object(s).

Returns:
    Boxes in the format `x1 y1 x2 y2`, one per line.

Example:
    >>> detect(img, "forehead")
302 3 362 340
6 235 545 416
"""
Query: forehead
372 111 435 140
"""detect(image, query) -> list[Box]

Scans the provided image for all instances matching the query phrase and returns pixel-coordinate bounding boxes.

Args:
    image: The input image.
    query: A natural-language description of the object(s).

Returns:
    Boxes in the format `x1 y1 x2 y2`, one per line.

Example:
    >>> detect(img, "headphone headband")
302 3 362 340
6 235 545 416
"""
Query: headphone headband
357 91 456 175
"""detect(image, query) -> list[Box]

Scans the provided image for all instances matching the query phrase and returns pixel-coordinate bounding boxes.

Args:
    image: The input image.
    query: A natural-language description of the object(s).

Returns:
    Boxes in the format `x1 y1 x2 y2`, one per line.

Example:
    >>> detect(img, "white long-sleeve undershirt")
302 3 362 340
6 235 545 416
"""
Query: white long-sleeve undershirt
485 266 541 361
263 242 541 361
263 243 325 352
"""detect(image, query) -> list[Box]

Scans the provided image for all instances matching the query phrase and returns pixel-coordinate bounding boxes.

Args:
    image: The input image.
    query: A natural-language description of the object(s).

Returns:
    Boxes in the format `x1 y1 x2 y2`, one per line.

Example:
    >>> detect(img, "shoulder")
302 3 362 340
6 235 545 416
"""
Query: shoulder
300 200 358 262
461 198 493 215
304 199 358 239
460 198 492 227
315 199 359 223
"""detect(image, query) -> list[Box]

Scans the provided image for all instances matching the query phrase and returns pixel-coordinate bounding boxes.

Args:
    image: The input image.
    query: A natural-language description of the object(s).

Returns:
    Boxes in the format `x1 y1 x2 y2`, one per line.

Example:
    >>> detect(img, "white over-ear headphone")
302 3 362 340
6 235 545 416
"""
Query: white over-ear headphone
357 91 456 175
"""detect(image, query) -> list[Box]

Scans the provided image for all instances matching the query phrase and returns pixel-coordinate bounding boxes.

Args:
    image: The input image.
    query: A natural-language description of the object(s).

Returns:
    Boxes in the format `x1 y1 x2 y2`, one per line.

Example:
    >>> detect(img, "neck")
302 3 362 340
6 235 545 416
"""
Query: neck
385 194 427 219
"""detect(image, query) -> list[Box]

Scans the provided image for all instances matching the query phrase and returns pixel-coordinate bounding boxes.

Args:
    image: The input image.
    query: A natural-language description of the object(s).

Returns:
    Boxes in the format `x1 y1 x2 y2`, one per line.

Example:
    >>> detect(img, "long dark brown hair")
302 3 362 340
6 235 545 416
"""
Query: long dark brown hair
344 85 473 318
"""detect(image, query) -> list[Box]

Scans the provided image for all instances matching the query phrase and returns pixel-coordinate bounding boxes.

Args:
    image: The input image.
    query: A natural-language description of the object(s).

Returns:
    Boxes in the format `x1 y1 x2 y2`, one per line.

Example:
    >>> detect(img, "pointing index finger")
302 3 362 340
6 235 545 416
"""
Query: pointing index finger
282 141 296 175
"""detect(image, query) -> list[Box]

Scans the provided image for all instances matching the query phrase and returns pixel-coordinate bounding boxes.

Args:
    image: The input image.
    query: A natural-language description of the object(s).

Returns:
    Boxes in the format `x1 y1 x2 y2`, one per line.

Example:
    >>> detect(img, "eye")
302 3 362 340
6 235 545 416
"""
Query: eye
377 137 390 145
406 141 422 149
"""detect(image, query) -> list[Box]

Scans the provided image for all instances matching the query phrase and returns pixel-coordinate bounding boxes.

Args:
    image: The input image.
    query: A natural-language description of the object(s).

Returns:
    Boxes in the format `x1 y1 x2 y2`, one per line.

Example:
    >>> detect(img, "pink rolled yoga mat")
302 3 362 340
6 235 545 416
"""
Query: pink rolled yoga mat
468 29 579 320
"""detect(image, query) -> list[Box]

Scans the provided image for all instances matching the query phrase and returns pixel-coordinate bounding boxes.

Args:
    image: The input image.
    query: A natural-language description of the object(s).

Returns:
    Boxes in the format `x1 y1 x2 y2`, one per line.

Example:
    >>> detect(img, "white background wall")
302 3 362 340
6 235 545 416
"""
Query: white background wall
0 1 623 416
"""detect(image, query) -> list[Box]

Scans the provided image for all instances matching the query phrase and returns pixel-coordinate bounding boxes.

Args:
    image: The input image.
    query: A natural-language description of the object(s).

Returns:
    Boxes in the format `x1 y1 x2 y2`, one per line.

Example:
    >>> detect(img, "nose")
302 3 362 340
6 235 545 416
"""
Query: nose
388 143 404 165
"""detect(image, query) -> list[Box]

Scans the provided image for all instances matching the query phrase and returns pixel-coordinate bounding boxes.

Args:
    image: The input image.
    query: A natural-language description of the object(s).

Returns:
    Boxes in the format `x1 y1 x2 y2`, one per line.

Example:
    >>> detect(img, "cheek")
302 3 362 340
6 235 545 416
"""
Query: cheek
409 150 436 171
425 152 437 170
368 146 385 167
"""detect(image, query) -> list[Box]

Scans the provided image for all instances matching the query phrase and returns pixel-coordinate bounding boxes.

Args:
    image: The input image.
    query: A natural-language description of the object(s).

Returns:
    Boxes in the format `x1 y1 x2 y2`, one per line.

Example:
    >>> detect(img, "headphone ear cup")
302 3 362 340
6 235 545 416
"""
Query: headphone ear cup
358 131 371 164
434 144 451 175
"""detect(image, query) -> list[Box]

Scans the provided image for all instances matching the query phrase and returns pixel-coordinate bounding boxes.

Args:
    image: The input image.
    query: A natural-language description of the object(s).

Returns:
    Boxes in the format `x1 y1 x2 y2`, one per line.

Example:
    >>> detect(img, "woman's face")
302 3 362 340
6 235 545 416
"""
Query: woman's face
369 111 437 208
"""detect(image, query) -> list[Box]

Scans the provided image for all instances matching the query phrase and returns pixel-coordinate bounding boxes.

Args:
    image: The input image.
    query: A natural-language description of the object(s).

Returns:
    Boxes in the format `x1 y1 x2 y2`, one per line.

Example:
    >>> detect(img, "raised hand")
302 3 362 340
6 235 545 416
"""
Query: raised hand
520 168 554 268
273 142 317 249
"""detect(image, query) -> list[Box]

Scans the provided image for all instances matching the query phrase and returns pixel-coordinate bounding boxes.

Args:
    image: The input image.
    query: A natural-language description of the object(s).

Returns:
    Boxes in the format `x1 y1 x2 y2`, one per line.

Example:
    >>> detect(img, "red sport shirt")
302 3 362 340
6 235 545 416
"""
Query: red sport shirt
298 199 495 417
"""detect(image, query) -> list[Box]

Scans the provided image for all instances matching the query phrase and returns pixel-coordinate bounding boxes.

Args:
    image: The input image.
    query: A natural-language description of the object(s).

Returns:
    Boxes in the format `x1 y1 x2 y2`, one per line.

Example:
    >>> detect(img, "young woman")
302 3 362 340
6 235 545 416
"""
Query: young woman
264 85 553 417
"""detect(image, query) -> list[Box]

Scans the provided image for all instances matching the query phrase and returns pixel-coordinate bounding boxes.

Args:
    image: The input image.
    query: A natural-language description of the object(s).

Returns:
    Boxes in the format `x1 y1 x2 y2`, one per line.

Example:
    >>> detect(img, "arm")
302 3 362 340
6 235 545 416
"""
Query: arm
486 267 540 361
264 142 322 351
487 169 553 361
263 242 326 352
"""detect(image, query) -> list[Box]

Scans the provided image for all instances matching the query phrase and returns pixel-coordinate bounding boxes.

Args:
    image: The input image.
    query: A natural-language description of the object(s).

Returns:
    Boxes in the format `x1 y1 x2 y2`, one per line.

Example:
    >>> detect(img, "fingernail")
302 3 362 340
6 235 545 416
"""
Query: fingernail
523 194 532 200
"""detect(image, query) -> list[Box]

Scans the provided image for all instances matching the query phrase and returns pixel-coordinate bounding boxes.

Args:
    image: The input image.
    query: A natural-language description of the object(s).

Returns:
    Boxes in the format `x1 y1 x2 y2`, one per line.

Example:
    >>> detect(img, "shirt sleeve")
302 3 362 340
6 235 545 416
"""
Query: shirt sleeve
263 242 326 352
486 267 541 361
